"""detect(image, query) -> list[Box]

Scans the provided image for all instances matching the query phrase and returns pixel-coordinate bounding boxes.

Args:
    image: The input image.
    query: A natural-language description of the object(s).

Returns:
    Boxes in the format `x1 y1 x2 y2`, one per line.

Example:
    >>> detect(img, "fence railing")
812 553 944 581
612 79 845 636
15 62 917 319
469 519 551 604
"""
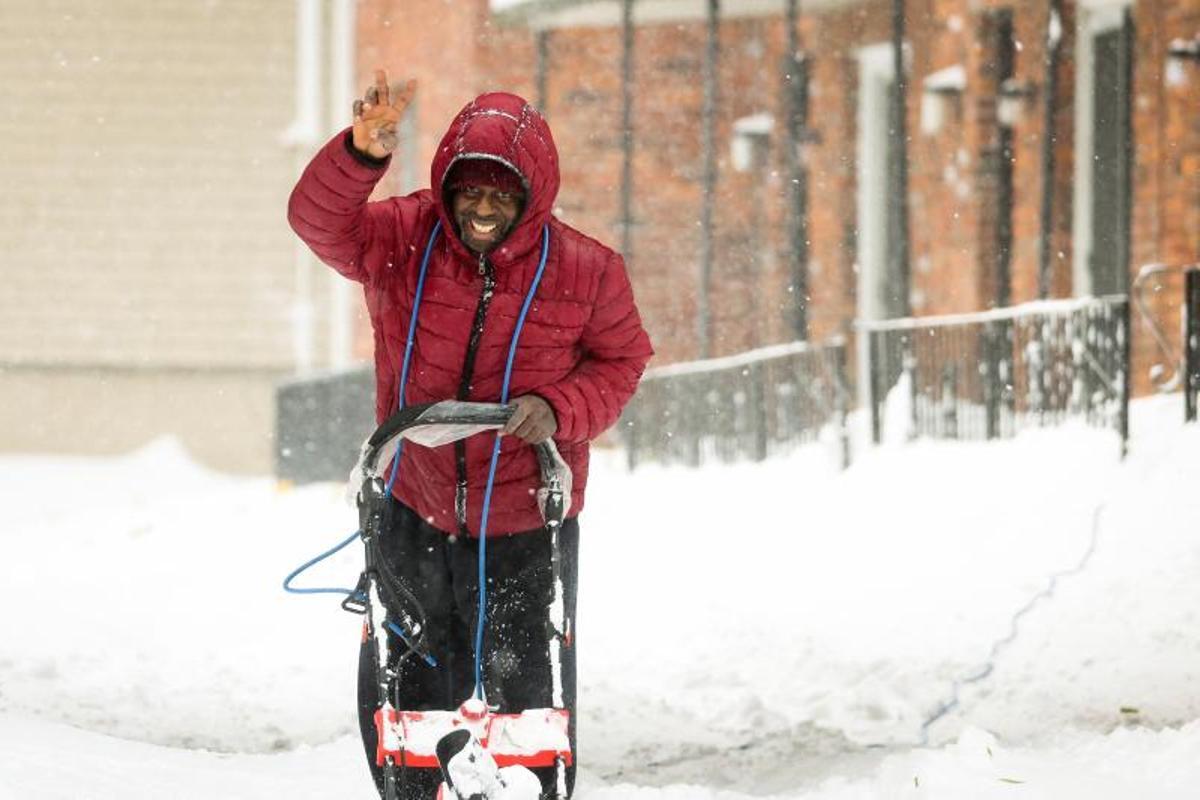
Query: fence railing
620 339 851 469
1188 268 1200 422
860 295 1130 452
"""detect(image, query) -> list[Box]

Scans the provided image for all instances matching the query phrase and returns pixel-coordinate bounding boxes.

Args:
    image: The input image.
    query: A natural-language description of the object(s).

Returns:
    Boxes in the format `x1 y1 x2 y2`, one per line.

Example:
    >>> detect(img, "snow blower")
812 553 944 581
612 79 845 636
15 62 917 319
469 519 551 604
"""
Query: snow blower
287 400 573 800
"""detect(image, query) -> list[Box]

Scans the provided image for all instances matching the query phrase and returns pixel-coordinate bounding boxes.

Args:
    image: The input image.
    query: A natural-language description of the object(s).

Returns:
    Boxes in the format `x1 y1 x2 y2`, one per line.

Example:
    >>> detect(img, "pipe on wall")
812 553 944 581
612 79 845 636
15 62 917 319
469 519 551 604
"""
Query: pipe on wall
698 0 719 358
1037 0 1063 300
783 0 810 340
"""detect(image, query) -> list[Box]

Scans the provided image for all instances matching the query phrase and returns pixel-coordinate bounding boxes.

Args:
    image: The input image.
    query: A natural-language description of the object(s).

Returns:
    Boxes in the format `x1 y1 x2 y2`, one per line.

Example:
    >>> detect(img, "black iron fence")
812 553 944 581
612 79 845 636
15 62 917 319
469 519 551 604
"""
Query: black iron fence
276 291 1152 482
1188 267 1200 422
620 339 851 469
861 295 1130 452
276 366 375 484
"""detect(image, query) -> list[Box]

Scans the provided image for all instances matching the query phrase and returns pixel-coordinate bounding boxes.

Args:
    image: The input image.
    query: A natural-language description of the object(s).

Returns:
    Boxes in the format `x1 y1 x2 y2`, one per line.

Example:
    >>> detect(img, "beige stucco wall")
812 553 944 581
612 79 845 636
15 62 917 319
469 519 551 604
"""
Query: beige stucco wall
0 367 284 473
0 0 356 472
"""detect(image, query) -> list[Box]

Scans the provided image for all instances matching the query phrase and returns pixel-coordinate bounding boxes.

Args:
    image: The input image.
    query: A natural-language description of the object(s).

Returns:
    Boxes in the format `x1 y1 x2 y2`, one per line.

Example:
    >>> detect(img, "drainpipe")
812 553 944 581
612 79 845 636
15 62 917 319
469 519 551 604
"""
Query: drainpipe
620 0 635 266
1037 0 1063 300
1117 7 1134 294
288 0 322 375
890 0 912 317
783 0 810 340
328 0 356 369
536 28 550 113
994 10 1015 309
698 0 719 358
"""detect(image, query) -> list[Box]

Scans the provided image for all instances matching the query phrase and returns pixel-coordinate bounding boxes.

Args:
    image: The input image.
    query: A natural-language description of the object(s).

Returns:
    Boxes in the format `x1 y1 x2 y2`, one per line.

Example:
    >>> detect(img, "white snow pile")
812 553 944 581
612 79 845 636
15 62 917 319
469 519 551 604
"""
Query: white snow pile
1 395 1198 799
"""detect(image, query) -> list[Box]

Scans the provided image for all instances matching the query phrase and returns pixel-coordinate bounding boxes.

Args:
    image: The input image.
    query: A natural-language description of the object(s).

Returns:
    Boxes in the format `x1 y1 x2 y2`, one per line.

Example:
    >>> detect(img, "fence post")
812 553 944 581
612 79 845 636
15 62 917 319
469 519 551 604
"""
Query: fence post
1029 332 1046 426
868 329 883 444
1187 268 1199 423
1118 297 1131 457
904 334 918 442
655 383 671 465
624 401 640 472
686 377 703 467
834 342 852 469
941 363 958 439
750 360 768 461
1072 308 1090 421
983 320 999 439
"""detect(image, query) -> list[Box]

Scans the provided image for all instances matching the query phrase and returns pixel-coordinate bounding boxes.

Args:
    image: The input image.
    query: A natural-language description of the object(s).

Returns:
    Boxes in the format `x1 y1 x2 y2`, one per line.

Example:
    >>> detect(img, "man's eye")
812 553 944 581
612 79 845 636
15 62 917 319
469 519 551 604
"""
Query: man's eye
497 192 513 203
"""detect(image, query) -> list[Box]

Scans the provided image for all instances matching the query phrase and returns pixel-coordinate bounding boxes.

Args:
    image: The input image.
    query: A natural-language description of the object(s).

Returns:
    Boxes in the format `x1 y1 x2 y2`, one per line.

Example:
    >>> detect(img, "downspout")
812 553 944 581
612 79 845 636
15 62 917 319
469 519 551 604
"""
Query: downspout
994 10 1015 309
1117 7 1134 294
783 0 810 340
288 0 322 375
890 0 912 317
698 0 719 358
536 28 550 113
1037 0 1063 300
620 0 635 266
328 0 356 369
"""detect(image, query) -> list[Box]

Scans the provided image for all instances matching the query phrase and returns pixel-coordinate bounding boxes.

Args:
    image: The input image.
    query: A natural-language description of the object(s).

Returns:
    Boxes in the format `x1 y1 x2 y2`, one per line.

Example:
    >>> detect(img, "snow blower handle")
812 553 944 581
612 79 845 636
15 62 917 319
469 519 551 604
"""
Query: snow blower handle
354 400 571 526
360 400 515 475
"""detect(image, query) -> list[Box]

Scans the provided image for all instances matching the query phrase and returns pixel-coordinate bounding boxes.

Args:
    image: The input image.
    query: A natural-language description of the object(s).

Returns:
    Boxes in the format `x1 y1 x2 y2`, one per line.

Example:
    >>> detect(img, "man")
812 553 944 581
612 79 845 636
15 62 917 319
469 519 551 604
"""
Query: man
288 70 653 798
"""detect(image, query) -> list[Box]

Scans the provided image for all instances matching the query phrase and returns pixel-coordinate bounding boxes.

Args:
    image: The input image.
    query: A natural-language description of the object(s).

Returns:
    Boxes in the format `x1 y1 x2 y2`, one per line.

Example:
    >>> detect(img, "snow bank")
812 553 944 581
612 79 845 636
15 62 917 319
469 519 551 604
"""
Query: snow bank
0 395 1197 798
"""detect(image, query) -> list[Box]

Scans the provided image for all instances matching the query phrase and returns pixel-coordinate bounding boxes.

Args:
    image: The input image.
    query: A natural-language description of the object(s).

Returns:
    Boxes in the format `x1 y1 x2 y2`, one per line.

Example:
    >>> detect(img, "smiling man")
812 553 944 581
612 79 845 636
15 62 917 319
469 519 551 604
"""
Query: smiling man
288 71 653 799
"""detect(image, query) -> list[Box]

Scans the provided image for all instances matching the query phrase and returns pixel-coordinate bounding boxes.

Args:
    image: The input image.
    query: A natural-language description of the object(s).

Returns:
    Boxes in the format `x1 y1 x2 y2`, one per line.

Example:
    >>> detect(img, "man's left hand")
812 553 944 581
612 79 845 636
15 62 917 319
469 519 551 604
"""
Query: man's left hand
503 395 557 444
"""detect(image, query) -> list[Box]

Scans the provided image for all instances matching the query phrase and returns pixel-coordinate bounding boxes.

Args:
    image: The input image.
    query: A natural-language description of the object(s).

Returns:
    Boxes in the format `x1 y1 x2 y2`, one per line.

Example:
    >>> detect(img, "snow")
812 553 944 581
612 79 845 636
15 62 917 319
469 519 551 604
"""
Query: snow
923 65 966 93
2 396 1199 798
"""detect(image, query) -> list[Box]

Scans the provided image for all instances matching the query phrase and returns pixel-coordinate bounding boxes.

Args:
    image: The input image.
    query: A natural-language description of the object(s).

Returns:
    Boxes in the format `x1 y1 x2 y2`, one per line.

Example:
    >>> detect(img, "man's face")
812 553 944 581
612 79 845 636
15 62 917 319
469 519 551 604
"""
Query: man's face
452 184 525 254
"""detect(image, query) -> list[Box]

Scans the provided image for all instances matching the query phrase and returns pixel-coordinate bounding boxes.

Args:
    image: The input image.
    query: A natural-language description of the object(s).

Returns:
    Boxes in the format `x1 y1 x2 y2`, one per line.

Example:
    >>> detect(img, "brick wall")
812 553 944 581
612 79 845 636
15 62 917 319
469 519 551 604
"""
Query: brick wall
1128 0 1200 396
354 0 1200 400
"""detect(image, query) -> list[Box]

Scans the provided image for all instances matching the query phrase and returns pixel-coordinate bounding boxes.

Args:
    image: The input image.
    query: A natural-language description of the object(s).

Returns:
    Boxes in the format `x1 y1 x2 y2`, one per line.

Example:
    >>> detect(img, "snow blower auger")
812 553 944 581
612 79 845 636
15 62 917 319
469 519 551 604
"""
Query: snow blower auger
347 400 573 800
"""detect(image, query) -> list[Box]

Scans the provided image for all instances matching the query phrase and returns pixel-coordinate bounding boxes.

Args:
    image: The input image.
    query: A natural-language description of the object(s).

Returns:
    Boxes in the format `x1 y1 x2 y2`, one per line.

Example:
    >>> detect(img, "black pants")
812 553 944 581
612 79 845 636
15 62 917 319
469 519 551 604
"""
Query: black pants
358 499 578 799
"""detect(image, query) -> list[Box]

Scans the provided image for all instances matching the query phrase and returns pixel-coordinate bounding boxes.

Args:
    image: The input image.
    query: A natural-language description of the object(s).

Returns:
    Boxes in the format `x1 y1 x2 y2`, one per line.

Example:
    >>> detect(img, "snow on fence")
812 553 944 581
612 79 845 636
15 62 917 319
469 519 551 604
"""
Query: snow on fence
1187 267 1200 423
860 295 1131 451
619 339 851 469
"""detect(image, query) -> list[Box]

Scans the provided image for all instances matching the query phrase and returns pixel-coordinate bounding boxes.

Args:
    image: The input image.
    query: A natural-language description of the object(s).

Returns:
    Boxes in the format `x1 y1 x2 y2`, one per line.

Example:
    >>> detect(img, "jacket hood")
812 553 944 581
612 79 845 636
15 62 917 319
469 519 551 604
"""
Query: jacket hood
431 92 560 266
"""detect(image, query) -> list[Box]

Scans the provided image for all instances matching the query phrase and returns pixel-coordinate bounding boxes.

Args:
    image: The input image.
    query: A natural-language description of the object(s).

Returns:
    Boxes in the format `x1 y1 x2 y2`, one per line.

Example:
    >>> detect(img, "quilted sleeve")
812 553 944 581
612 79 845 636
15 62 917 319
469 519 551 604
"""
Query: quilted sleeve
536 252 654 443
287 128 414 287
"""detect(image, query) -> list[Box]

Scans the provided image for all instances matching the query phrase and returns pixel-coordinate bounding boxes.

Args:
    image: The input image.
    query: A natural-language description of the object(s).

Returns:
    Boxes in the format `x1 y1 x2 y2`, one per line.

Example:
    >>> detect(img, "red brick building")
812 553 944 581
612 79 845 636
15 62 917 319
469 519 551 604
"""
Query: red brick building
356 0 1200 399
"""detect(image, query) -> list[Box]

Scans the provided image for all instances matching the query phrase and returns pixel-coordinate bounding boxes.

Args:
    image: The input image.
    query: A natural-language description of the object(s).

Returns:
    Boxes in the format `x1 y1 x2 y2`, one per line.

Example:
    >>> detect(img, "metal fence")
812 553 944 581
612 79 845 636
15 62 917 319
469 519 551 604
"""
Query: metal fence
275 366 375 484
619 339 851 469
861 295 1130 452
1188 268 1200 422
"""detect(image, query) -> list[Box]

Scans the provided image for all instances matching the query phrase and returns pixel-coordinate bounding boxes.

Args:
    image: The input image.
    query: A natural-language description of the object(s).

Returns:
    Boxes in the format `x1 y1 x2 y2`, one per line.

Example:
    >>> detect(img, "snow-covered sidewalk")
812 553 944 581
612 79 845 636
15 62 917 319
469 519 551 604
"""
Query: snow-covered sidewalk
1 395 1197 798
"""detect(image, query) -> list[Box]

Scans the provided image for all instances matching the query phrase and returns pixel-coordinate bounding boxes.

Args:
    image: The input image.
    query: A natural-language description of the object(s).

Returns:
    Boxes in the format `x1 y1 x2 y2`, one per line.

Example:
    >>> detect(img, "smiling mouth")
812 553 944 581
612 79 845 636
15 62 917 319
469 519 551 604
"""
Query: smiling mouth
468 219 499 236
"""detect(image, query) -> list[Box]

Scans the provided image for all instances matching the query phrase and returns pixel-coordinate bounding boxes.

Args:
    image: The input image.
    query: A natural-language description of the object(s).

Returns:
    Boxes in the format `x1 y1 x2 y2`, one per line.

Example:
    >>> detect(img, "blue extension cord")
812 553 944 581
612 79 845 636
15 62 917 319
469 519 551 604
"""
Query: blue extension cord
282 529 362 598
281 530 436 667
911 502 1108 746
471 225 551 700
383 220 442 497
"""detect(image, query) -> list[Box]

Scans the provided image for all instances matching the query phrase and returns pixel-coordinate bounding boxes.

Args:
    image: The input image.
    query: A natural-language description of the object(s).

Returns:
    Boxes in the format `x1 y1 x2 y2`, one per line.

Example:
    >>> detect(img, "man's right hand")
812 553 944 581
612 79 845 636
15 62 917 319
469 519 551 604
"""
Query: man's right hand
352 69 417 159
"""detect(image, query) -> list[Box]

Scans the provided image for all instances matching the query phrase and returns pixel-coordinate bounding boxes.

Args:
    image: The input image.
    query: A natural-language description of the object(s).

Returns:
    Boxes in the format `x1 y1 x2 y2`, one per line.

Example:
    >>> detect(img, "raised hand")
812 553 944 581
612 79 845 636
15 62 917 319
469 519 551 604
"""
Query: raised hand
352 68 417 159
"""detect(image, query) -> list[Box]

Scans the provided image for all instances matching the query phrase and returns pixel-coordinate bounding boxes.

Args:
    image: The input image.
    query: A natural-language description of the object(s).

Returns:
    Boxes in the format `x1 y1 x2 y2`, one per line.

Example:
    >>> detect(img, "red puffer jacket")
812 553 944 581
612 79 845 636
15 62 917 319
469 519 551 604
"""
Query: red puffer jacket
288 93 653 536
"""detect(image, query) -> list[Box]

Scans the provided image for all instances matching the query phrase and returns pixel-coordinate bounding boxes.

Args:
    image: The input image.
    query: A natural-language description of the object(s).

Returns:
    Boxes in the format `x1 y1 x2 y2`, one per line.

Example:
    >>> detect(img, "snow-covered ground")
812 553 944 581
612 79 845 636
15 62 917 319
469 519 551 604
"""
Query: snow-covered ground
1 395 1198 798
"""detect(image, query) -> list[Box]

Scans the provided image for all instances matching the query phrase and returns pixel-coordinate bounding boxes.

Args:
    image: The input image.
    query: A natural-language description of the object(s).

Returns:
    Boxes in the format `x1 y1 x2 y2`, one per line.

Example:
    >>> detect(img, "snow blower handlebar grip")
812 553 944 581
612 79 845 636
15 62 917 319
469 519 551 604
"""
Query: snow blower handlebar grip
359 400 570 527
361 401 514 475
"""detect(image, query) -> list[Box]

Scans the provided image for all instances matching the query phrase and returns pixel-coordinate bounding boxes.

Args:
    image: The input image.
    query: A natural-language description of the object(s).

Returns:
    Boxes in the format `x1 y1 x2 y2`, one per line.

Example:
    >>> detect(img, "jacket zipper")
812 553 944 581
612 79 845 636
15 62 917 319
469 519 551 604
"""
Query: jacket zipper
454 252 495 535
